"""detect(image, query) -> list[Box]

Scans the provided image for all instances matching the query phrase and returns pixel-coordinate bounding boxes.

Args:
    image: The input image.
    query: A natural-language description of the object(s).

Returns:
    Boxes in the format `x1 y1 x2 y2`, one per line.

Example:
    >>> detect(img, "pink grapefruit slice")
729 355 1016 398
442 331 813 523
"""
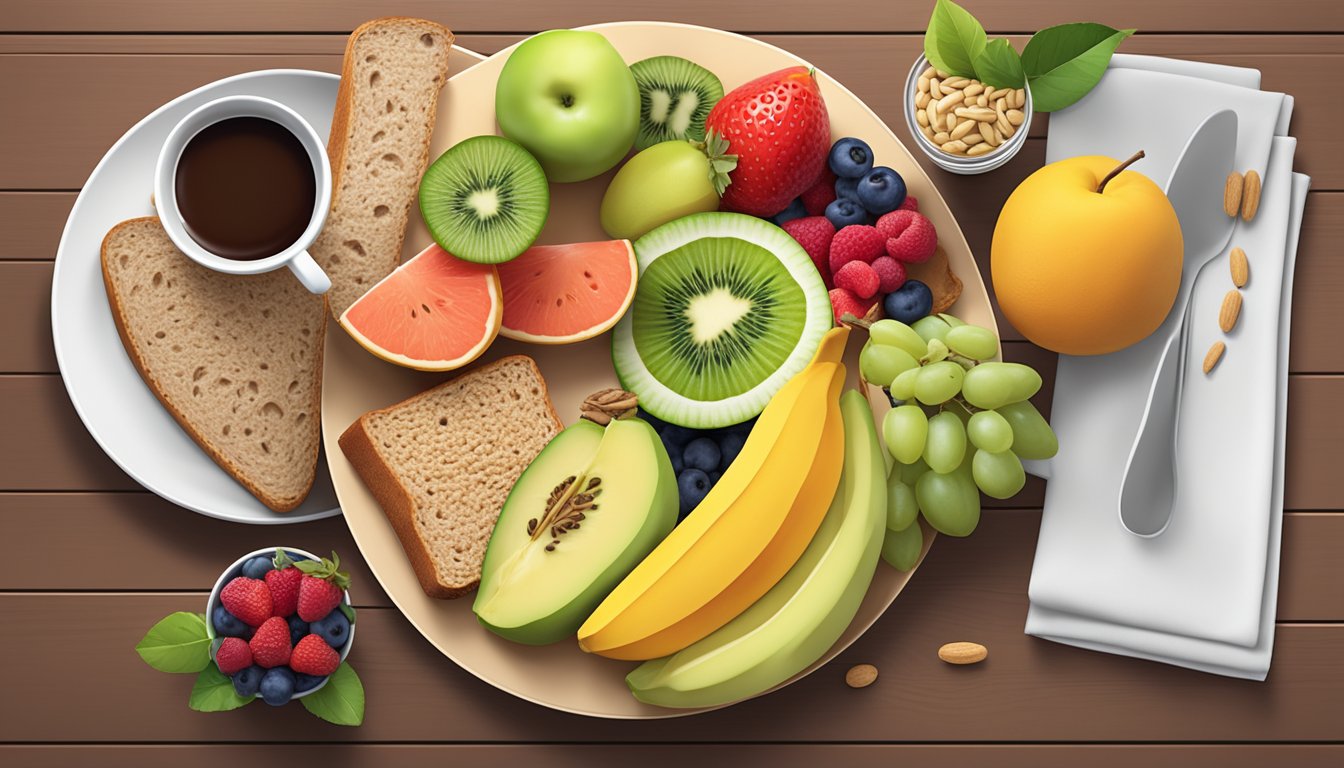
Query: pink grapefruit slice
339 243 502 371
496 240 637 344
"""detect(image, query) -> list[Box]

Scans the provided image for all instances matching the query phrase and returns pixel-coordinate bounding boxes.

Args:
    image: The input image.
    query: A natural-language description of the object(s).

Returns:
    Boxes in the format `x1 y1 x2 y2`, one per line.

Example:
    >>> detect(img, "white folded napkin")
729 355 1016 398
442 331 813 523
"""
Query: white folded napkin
1023 55 1310 680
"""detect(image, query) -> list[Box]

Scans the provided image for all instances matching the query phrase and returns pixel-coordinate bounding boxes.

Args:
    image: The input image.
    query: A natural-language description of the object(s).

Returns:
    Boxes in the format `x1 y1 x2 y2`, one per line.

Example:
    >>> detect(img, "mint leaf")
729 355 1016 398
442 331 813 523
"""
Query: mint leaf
973 38 1025 89
339 603 357 624
1022 23 1135 112
135 612 211 673
924 0 986 79
188 665 253 712
301 662 365 726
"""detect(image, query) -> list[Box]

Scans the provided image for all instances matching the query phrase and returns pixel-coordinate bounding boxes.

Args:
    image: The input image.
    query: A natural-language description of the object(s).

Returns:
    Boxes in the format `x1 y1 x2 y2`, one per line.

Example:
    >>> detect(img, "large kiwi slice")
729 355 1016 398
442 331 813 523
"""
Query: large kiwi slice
418 135 549 264
630 56 725 151
611 212 831 429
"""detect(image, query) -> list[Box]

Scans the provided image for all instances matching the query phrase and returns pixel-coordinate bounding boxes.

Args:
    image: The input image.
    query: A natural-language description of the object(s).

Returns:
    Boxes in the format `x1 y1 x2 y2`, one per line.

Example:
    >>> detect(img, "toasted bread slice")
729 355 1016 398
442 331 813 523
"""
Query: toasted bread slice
100 217 326 512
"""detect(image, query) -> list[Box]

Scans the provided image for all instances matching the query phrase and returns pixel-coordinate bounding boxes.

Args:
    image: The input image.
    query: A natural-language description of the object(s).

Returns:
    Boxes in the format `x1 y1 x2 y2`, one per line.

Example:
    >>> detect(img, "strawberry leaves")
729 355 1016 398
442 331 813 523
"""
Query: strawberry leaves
135 612 211 673
188 664 254 712
294 551 351 591
300 663 366 726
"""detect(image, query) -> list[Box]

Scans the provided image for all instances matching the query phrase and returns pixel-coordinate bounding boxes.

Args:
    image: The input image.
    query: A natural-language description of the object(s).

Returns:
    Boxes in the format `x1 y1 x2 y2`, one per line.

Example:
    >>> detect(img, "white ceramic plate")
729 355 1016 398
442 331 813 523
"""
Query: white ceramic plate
52 52 485 524
323 22 996 717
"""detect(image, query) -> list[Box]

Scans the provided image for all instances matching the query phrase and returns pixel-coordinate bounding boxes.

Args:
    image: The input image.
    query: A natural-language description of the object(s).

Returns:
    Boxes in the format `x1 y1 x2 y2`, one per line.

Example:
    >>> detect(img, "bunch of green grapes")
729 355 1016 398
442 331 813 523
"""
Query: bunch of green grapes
858 314 1058 559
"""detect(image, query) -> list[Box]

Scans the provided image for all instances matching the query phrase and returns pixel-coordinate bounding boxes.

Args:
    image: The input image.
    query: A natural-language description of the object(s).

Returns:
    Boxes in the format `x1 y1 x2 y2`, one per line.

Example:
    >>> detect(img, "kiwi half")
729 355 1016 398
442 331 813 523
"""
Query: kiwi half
611 212 831 429
418 135 549 264
630 56 725 151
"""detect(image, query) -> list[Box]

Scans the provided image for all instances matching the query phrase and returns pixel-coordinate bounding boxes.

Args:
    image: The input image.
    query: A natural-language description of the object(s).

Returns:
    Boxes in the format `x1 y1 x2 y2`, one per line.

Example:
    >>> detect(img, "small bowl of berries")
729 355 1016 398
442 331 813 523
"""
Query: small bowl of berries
206 547 355 706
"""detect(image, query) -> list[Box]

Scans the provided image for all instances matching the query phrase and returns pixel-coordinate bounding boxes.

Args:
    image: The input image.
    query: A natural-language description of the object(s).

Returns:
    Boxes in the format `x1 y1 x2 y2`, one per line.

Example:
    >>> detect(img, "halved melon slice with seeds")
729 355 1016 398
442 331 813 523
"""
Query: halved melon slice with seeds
496 240 637 345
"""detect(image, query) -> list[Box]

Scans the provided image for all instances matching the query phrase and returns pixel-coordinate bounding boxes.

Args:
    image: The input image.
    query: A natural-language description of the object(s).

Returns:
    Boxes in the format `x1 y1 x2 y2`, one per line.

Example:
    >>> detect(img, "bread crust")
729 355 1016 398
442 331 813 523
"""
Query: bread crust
99 217 326 512
338 356 562 599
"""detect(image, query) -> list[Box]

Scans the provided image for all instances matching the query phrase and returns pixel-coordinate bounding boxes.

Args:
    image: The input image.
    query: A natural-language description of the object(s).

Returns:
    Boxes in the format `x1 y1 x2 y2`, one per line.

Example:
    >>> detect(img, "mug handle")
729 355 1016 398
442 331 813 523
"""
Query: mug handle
288 250 331 294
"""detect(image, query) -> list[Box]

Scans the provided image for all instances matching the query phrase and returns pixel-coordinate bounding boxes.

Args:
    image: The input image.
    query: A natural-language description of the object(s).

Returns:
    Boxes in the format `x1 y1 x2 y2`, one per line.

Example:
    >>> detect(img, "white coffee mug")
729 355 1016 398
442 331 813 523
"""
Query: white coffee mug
154 95 332 294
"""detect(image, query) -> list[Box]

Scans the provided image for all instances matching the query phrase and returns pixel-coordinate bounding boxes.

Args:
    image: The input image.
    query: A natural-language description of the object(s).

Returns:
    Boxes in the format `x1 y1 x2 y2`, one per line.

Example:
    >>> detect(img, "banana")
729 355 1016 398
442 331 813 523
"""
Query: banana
627 389 887 708
578 327 850 660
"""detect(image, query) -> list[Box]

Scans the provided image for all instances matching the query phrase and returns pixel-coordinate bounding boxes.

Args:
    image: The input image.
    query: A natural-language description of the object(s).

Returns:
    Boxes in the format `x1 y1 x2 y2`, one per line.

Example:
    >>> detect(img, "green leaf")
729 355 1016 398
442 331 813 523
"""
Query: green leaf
339 603 357 624
1022 23 1135 112
301 662 365 726
135 612 211 673
924 0 986 79
973 39 1025 89
188 665 253 712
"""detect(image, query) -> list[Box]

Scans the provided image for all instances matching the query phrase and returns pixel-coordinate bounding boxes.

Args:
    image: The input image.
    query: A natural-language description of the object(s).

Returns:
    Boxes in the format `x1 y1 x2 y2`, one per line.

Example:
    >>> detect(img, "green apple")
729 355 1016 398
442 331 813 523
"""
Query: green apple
494 30 639 183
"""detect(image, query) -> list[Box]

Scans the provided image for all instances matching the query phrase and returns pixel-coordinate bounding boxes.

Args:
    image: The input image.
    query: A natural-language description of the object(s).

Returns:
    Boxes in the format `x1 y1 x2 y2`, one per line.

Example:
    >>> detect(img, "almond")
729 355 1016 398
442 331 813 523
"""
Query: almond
1224 172 1243 217
1203 341 1226 374
1219 289 1243 333
1230 247 1249 287
1242 169 1262 221
938 641 988 665
846 663 878 688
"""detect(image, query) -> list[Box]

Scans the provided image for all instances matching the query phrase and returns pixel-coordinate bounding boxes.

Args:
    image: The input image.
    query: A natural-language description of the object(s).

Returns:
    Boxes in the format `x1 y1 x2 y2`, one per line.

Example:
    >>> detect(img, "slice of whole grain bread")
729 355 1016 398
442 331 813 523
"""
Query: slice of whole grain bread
313 16 454 317
100 217 326 512
338 356 563 598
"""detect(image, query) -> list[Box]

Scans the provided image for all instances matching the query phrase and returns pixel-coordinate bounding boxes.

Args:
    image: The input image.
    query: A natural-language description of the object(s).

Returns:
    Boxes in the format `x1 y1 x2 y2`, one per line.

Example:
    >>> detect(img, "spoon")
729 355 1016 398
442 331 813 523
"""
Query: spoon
1118 109 1238 538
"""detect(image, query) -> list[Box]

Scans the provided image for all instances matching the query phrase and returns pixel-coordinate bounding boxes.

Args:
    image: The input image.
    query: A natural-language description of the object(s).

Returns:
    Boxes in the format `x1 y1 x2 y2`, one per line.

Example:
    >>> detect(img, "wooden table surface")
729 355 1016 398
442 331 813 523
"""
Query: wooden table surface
3 1 1343 765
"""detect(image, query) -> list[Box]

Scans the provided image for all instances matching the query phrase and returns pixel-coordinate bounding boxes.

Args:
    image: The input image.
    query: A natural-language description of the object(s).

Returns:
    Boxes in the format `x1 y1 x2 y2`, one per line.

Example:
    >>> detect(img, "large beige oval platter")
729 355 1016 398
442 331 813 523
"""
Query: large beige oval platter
322 21 996 718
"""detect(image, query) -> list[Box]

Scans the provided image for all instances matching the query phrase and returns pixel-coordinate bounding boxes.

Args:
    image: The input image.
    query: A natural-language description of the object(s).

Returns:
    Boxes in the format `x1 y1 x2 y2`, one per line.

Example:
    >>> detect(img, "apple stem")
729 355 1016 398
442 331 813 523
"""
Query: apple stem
1096 150 1146 194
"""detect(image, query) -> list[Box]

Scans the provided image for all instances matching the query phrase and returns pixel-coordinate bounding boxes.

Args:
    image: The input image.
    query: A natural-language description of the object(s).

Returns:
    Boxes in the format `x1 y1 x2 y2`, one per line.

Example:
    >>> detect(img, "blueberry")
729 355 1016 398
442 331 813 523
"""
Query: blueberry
677 469 712 517
825 197 869 229
856 167 907 215
232 665 264 697
669 449 685 474
212 604 249 638
239 555 274 580
311 609 351 649
771 197 808 226
709 471 722 485
660 425 697 451
829 137 874 179
718 431 747 469
294 673 326 694
883 279 934 324
287 615 309 646
682 437 721 473
834 175 861 202
259 667 296 706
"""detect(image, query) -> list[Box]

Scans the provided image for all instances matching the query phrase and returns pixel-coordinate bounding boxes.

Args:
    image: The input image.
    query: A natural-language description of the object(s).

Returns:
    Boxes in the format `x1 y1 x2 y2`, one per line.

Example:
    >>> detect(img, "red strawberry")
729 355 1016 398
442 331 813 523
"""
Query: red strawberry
871 256 908 293
295 552 351 622
290 634 340 676
898 195 919 212
828 225 886 275
833 260 879 300
249 616 292 668
265 551 303 618
781 216 836 286
214 636 253 675
706 67 831 216
876 210 938 263
220 577 272 627
829 287 878 325
801 168 837 215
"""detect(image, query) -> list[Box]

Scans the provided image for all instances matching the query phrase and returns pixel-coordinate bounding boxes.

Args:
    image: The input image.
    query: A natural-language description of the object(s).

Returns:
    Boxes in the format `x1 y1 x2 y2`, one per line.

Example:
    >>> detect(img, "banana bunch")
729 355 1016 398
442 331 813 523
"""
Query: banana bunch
577 327 852 660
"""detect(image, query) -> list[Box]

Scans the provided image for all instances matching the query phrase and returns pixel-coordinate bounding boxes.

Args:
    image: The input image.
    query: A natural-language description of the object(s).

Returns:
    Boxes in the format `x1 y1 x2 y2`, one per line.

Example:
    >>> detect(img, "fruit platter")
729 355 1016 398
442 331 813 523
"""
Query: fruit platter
319 21 1012 717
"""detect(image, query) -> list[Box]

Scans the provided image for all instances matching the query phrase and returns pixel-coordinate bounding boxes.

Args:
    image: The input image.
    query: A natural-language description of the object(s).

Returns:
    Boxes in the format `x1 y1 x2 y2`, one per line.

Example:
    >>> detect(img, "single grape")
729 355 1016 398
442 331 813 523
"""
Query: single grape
912 314 952 344
961 362 1043 410
860 342 919 386
997 401 1059 459
868 319 927 359
914 361 965 405
924 411 967 474
967 409 1013 453
886 471 919 532
881 524 924 571
945 324 999 361
889 367 920 401
938 313 965 328
923 337 949 364
915 463 981 537
895 455 932 487
972 448 1027 499
883 404 928 464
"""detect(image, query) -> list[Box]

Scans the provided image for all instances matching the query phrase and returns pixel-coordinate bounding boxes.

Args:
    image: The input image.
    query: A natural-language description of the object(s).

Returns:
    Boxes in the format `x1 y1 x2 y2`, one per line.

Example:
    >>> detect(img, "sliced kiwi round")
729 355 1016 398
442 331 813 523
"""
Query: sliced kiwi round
418 135 549 264
629 56 725 151
611 213 831 429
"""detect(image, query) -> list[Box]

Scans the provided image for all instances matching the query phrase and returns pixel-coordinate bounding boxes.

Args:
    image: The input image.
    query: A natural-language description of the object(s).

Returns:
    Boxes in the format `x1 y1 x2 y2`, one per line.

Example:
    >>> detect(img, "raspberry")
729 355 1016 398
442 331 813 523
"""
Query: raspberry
899 195 919 212
876 210 937 263
214 637 253 676
801 168 837 215
829 287 878 325
781 216 836 287
828 225 886 276
833 261 879 300
870 256 907 293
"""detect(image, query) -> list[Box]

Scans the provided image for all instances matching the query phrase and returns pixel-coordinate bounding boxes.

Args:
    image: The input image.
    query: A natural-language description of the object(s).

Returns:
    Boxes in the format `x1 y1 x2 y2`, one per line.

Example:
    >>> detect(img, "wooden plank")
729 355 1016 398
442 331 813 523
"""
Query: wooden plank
0 192 72 260
2 1 1338 34
2 494 1339 621
2 593 1340 742
3 744 1342 768
0 262 53 372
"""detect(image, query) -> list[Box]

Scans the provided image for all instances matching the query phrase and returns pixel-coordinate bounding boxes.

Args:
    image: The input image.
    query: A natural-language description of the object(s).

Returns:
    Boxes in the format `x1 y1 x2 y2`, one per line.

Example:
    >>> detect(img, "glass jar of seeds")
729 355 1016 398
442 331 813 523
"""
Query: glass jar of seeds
903 54 1032 174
